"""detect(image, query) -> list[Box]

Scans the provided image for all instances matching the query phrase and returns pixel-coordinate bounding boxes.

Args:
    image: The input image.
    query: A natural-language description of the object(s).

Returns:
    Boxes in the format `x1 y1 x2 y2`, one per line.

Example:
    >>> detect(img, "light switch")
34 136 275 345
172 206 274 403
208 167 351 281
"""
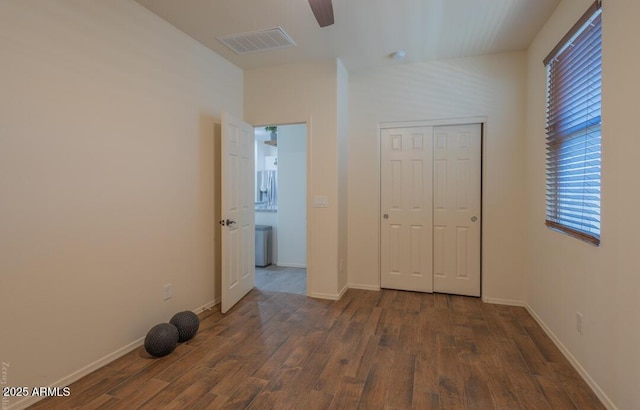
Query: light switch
312 195 328 208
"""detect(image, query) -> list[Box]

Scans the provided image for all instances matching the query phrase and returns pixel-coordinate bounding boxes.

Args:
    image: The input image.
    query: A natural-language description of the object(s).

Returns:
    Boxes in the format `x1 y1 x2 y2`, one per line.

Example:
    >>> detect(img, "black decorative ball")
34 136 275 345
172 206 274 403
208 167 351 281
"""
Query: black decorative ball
144 323 179 357
169 311 200 342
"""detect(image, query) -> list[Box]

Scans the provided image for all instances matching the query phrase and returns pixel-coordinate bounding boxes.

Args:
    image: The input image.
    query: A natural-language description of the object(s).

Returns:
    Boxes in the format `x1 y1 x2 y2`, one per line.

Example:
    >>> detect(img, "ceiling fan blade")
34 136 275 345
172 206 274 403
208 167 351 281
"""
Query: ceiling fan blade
308 0 334 27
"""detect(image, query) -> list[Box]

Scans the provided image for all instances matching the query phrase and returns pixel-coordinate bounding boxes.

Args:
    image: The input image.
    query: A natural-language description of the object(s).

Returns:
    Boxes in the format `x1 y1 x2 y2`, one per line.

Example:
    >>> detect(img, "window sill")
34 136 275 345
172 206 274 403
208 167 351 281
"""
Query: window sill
545 221 600 247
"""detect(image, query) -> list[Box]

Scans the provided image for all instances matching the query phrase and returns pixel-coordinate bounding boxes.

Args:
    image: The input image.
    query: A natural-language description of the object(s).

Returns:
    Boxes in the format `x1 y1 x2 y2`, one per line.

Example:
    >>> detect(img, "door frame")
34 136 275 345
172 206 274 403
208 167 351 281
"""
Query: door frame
378 116 486 295
252 119 311 296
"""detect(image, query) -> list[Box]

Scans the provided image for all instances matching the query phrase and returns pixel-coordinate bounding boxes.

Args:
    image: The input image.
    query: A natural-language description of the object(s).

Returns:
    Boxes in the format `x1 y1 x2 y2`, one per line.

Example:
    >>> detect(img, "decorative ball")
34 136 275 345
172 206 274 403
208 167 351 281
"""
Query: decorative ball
144 323 179 357
169 311 200 342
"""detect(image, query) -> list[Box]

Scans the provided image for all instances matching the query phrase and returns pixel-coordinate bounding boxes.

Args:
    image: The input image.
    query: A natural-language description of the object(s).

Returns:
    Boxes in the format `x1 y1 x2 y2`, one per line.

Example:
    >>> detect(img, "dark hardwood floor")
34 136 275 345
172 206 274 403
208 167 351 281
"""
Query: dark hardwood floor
29 289 604 409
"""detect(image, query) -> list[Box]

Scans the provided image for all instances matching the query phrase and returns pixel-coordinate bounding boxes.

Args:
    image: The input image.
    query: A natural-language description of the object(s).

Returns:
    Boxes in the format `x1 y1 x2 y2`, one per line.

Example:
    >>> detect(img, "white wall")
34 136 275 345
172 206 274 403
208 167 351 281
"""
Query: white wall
276 124 307 267
348 52 527 303
0 1 242 408
525 1 640 408
244 60 342 299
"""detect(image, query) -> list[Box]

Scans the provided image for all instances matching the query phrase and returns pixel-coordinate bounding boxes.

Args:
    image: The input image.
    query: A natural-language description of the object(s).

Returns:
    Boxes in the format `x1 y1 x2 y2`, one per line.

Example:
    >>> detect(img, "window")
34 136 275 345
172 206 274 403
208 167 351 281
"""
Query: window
544 1 602 246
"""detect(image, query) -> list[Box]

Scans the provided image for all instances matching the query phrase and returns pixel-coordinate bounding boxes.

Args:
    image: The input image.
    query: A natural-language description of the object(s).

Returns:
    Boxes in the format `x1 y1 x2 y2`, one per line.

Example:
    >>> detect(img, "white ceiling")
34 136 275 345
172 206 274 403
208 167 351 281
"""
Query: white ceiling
135 0 560 72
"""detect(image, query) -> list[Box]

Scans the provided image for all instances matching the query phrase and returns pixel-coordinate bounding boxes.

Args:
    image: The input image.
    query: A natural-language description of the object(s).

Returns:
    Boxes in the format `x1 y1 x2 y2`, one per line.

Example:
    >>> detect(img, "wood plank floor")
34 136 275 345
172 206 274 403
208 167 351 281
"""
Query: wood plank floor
29 289 605 409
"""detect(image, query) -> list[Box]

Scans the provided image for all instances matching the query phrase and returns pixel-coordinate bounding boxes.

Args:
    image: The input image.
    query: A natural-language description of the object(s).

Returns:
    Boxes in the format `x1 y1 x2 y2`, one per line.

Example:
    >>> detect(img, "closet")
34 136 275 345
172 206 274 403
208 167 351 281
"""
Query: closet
380 123 482 297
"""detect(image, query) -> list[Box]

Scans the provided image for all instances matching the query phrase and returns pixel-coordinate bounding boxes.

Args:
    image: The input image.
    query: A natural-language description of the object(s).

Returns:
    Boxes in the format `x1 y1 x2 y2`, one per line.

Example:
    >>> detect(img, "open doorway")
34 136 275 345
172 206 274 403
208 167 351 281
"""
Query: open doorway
254 123 307 295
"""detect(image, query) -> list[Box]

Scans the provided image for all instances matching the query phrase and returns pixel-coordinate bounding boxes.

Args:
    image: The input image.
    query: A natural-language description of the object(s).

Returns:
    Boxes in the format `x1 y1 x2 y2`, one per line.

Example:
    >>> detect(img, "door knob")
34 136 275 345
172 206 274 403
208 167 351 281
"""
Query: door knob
219 219 237 226
383 214 389 219
471 216 478 222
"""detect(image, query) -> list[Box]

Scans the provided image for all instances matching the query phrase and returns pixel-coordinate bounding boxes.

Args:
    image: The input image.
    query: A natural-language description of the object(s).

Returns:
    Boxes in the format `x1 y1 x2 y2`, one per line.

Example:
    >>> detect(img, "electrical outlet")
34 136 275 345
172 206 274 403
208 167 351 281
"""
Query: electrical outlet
163 284 173 301
576 312 583 335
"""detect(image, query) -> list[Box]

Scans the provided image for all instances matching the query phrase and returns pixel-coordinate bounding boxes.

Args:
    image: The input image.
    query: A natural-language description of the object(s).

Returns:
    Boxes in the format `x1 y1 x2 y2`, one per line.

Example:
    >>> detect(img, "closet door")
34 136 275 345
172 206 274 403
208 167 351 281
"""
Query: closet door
380 123 482 296
433 124 481 296
380 127 434 292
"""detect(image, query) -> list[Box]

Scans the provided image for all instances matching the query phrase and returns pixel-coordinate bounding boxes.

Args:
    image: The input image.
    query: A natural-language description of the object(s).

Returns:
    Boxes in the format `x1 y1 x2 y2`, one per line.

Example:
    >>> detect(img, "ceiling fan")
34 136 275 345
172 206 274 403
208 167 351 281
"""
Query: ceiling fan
308 0 334 27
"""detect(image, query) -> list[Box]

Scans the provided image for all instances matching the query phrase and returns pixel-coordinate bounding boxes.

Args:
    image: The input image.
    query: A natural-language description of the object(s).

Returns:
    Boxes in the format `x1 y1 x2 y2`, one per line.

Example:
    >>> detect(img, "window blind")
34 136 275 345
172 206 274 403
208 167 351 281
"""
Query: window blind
544 2 602 246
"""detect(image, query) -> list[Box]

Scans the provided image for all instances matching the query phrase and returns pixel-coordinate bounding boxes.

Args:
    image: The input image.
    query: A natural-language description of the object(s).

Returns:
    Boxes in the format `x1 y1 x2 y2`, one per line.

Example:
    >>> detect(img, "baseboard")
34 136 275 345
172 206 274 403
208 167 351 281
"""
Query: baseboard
194 298 219 313
348 283 381 291
275 263 307 269
9 298 221 410
337 284 348 299
525 305 618 410
308 292 340 300
482 296 525 307
9 335 145 410
308 286 347 301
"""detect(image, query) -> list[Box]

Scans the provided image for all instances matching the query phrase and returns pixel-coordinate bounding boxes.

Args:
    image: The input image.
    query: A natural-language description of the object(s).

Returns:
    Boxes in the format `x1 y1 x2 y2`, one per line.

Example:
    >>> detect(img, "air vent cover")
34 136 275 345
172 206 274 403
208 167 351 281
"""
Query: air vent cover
218 27 296 55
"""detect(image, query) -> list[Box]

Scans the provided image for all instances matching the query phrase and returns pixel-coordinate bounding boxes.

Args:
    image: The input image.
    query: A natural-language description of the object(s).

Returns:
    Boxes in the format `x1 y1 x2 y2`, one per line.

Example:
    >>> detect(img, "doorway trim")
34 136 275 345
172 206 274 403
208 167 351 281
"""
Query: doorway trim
377 116 487 295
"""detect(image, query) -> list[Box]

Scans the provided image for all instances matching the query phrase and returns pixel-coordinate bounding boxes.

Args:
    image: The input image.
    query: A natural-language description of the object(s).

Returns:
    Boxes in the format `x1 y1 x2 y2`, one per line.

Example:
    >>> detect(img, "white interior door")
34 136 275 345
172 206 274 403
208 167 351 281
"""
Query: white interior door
221 112 255 313
433 124 481 296
380 127 434 292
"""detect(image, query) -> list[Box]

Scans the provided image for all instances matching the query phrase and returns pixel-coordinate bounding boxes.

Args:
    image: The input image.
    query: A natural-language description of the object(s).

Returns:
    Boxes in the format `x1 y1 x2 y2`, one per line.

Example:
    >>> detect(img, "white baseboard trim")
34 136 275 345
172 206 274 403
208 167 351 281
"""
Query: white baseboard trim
308 285 347 301
275 263 307 269
10 298 222 410
482 296 525 307
10 335 145 410
308 292 340 300
525 305 618 410
348 283 381 291
194 298 219 313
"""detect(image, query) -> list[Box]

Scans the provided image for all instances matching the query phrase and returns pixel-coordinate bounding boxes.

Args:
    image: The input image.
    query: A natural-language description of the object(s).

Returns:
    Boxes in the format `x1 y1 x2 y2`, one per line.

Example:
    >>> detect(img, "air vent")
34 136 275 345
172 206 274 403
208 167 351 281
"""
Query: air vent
218 27 296 55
